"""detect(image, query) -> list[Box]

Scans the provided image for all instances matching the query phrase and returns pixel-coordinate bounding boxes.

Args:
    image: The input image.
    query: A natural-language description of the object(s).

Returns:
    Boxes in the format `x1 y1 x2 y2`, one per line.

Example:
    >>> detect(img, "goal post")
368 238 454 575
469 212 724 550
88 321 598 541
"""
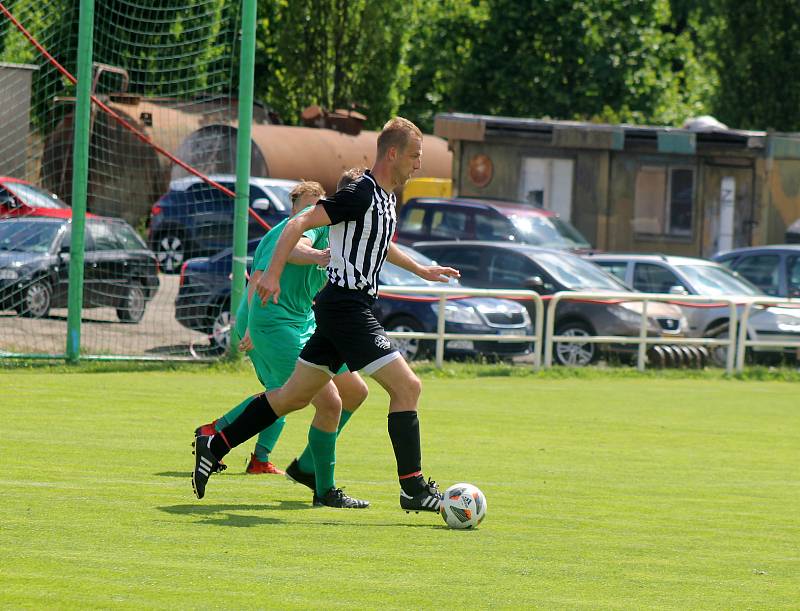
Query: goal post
0 0 258 362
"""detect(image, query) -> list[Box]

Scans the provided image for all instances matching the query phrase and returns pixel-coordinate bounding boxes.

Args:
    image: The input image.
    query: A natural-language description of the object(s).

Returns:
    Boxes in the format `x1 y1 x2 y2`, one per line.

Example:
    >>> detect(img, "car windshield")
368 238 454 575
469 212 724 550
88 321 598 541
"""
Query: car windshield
0 220 61 252
9 183 67 209
676 264 764 296
510 214 591 249
535 251 626 290
379 245 459 287
267 186 293 214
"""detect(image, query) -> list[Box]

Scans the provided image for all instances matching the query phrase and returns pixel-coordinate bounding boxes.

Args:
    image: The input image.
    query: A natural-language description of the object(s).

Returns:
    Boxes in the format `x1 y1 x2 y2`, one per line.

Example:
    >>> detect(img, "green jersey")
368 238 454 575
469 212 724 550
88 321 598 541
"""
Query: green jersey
234 208 328 336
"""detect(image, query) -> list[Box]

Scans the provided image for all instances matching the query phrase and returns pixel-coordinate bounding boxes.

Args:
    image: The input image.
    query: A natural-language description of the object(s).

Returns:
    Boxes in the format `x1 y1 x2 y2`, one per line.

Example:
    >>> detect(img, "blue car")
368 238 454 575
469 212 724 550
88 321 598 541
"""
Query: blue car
175 242 533 360
148 175 299 274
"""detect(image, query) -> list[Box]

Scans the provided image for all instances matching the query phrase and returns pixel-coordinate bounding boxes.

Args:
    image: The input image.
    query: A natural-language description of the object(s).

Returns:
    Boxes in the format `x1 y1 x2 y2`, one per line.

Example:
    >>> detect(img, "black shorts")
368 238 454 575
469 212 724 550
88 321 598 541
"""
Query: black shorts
298 285 401 376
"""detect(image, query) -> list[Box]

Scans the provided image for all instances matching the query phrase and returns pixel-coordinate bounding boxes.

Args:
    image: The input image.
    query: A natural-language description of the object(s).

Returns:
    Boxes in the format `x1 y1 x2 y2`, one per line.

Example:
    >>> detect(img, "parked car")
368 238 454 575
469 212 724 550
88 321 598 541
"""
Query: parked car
148 175 299 273
0 217 159 321
712 245 800 298
413 241 687 366
176 242 534 360
586 253 800 364
0 177 71 218
396 197 592 251
174 238 261 349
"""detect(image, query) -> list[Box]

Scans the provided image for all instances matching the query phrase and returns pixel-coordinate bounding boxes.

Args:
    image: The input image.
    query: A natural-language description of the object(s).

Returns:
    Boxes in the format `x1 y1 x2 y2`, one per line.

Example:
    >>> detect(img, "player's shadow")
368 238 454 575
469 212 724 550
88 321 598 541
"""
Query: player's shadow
158 501 310 528
154 471 267 479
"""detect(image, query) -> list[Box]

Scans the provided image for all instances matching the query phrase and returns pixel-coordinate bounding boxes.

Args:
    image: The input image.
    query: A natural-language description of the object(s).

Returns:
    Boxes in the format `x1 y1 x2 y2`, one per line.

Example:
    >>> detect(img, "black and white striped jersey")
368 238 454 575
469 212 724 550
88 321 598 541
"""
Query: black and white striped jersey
317 170 396 299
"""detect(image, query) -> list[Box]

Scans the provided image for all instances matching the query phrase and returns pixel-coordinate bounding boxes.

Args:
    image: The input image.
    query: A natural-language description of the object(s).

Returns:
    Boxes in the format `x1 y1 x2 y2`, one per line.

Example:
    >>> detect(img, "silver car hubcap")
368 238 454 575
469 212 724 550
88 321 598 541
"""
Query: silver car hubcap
127 286 145 320
555 328 594 366
390 324 419 360
157 236 184 272
212 310 231 350
26 282 50 317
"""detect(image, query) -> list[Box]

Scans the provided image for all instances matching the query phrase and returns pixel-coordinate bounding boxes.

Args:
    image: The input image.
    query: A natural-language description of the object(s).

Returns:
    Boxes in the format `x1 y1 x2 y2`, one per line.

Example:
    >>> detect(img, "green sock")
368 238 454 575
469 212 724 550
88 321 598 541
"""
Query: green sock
308 425 337 497
215 395 255 431
254 417 286 461
297 409 353 474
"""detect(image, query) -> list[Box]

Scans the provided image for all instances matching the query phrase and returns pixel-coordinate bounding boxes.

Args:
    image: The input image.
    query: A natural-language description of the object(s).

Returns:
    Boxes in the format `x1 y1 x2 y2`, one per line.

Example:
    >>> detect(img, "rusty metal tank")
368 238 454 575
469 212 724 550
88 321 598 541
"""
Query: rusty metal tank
172 123 452 195
41 96 249 225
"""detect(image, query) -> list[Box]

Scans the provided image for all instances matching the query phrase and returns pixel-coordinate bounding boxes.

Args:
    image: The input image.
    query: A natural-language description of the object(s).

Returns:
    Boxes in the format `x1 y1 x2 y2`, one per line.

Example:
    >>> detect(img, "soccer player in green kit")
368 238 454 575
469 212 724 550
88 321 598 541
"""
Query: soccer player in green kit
194 174 370 508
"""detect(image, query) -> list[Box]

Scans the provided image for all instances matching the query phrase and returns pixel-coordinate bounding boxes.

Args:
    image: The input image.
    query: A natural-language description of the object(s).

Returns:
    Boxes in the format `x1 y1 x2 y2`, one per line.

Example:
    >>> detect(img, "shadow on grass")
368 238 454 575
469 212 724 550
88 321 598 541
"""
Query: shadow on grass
157 501 310 527
154 471 258 479
158 502 444 529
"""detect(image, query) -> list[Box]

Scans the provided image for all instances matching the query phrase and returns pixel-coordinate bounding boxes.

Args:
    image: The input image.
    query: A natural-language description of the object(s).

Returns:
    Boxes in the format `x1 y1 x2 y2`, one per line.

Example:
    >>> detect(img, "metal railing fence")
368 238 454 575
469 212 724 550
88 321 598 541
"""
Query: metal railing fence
542 291 740 373
735 298 800 372
377 285 543 369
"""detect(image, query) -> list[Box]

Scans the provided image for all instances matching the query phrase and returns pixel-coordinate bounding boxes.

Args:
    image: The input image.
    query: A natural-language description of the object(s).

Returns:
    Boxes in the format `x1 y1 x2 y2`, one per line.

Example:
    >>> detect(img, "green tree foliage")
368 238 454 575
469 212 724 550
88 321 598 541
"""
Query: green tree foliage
442 0 713 126
254 0 413 128
711 0 800 131
398 0 489 133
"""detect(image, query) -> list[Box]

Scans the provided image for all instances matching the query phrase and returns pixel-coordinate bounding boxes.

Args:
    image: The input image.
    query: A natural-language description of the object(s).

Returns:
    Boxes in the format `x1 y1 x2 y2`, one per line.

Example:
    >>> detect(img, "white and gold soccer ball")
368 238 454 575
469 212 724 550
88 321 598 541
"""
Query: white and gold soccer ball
440 483 486 529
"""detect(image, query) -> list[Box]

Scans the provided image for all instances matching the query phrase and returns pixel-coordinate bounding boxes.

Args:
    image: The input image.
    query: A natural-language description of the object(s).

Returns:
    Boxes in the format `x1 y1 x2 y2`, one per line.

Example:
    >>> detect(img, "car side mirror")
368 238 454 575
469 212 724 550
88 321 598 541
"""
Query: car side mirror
251 198 271 212
523 275 545 290
668 285 689 295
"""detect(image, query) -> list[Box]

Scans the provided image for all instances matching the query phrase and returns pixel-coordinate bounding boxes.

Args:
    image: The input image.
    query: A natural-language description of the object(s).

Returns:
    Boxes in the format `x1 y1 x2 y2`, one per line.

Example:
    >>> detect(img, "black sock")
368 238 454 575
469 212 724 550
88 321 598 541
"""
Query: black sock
388 411 425 495
210 394 278 460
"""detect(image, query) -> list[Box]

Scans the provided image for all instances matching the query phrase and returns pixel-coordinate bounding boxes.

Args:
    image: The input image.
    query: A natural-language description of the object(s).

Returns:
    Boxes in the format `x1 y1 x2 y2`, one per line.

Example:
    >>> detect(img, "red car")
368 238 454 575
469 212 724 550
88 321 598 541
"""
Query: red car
0 177 78 219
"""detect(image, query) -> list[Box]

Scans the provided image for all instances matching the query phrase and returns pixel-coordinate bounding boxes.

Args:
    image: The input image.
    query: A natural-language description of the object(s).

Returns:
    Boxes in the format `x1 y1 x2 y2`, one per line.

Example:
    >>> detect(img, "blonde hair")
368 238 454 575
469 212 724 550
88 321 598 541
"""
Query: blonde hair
376 117 422 158
337 166 366 191
290 180 325 202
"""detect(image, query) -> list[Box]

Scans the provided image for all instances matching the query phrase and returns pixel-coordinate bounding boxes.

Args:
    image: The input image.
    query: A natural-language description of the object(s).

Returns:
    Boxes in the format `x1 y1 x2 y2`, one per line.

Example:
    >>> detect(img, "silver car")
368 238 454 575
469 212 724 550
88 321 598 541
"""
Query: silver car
587 254 800 364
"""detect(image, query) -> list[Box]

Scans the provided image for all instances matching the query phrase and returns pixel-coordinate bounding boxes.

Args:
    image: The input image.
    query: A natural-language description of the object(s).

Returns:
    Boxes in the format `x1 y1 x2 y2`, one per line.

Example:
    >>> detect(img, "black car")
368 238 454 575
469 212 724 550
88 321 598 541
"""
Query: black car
712 245 800 298
148 175 299 273
176 242 533 360
413 241 687 366
0 217 159 321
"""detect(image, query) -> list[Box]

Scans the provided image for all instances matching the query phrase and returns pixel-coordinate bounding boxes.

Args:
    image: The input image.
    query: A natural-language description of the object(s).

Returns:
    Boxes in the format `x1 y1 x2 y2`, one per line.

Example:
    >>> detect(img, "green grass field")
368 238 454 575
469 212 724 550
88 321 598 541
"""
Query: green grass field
2 366 799 609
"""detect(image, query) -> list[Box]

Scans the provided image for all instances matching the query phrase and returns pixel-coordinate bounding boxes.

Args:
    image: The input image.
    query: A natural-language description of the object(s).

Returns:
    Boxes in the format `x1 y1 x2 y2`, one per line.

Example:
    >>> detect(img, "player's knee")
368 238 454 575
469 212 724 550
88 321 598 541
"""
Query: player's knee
408 374 422 402
342 378 369 412
390 372 421 405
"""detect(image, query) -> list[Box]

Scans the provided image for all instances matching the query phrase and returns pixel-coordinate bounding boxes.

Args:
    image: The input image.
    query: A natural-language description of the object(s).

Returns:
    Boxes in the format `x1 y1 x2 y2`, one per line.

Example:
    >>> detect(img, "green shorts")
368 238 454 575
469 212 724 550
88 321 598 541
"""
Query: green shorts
248 323 347 390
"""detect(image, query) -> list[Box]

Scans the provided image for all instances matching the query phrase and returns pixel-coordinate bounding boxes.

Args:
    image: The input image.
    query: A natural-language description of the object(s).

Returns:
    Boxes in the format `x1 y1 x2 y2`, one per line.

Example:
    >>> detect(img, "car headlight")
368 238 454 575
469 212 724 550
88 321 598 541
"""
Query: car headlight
0 269 19 280
433 303 483 325
608 303 642 324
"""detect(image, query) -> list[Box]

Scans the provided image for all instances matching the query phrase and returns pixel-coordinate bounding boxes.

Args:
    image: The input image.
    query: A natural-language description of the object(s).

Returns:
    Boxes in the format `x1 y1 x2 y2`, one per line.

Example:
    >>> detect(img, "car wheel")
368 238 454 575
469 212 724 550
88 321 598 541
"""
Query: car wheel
18 279 52 318
554 321 598 367
708 328 755 367
155 232 185 274
210 307 232 352
117 283 146 323
386 315 429 361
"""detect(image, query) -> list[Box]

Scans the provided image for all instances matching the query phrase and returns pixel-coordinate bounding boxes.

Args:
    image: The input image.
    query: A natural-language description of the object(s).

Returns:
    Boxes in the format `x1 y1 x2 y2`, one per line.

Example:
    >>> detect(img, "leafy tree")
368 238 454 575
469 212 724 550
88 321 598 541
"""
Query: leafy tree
427 0 713 126
711 0 800 130
398 0 489 133
254 0 413 128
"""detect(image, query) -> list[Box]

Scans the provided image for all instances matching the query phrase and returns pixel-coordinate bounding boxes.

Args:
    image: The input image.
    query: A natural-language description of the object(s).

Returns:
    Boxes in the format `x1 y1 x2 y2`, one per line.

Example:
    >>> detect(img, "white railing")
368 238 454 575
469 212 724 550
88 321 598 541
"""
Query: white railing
377 285 543 369
542 291 740 373
735 297 800 372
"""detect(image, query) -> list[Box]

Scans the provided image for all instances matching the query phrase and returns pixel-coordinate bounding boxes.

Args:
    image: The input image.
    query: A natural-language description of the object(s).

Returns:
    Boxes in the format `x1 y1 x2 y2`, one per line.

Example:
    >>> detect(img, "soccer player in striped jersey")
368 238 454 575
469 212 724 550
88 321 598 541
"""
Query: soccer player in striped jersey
193 118 460 514
194 176 371 508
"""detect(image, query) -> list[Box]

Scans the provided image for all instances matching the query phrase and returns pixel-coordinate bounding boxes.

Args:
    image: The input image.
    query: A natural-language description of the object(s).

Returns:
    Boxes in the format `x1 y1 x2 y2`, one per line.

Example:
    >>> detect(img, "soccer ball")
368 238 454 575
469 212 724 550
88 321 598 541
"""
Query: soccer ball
440 483 487 529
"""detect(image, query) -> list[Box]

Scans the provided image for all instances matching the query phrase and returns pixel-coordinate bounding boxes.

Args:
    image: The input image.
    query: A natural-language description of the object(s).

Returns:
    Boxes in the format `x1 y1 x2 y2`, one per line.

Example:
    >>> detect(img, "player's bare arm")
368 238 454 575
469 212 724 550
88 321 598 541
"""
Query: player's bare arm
386 242 460 283
255 204 333 304
246 239 326 312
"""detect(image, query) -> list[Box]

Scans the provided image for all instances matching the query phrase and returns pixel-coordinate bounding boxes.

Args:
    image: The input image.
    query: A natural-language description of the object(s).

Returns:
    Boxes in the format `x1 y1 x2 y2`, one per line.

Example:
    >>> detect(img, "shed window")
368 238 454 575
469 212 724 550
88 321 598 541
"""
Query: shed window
633 165 694 237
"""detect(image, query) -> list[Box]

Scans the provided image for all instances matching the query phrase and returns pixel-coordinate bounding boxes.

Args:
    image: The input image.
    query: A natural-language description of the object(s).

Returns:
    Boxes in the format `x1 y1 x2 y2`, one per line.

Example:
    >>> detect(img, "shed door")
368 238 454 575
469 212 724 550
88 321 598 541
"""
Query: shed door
700 164 754 257
519 158 574 220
